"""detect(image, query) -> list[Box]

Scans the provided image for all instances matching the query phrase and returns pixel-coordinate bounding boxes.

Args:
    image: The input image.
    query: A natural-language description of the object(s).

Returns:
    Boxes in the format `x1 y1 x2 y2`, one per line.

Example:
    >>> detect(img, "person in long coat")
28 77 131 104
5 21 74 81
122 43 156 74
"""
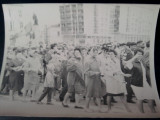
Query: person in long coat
84 47 106 113
8 48 25 101
102 50 131 112
24 50 41 101
62 48 85 109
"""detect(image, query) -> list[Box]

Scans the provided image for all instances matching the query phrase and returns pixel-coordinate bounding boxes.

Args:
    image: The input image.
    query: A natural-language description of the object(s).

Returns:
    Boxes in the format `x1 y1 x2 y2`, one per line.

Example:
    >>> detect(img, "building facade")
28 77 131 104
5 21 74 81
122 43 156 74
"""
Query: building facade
60 4 155 46
59 4 85 46
83 4 120 46
118 5 154 43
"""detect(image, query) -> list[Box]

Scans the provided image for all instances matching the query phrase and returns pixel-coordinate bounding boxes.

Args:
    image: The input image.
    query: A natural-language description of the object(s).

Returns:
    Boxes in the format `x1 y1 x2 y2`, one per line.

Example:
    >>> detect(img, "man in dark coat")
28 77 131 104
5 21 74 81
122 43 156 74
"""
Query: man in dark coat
120 47 135 103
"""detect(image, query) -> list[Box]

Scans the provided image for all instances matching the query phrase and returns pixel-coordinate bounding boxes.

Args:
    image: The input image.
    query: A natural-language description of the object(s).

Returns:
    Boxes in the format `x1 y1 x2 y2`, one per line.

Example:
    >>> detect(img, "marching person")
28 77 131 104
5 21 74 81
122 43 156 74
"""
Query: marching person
123 48 156 113
59 49 74 101
62 48 85 109
101 49 131 112
84 47 106 113
7 48 25 101
25 49 42 102
37 53 56 105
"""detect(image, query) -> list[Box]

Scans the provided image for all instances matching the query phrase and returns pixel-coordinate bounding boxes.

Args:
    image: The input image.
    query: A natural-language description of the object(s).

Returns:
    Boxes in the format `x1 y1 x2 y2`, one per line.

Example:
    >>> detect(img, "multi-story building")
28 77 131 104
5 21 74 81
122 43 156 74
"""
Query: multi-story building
4 5 42 47
118 5 154 43
60 4 155 46
83 4 120 46
59 4 85 46
46 24 62 45
3 4 24 46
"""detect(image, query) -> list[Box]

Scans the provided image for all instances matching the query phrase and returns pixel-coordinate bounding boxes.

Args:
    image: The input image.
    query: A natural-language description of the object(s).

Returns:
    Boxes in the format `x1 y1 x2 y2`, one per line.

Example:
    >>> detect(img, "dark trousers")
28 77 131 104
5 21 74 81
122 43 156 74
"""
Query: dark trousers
126 79 134 101
1 76 9 92
59 85 68 101
38 87 53 102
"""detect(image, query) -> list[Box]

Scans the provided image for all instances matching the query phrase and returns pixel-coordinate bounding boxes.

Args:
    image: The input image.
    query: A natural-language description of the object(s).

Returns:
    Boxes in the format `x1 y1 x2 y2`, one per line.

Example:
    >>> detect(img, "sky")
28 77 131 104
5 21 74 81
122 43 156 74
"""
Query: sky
3 4 62 28
22 4 61 26
3 3 159 28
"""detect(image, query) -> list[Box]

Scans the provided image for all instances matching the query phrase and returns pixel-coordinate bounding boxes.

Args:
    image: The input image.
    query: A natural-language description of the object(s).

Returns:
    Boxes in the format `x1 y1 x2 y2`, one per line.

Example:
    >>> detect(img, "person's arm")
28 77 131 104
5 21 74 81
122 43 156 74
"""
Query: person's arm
84 61 100 77
123 54 139 70
67 58 77 72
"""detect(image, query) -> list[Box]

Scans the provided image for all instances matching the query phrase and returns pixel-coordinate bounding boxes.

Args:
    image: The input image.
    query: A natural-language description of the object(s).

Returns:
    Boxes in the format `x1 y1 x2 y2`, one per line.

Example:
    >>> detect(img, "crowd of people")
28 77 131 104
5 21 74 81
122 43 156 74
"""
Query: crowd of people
0 40 157 113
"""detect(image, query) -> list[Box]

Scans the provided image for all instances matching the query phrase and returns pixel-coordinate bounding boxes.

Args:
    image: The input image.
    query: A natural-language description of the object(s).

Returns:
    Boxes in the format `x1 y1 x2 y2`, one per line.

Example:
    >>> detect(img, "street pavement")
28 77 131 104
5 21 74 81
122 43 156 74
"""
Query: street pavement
0 93 160 118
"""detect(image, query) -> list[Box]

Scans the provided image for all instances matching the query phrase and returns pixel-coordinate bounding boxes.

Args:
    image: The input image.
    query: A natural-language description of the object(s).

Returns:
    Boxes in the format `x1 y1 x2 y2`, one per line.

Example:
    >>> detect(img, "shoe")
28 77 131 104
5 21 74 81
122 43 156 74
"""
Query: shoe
18 91 23 96
46 102 54 105
70 99 75 103
37 101 43 104
74 106 83 109
62 102 69 108
143 99 148 103
127 100 136 103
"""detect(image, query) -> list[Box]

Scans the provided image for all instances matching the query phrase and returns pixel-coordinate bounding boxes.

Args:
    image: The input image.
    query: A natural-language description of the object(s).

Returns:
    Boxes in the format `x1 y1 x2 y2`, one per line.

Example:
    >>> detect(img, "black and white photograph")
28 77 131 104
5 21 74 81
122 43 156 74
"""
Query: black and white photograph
0 3 160 118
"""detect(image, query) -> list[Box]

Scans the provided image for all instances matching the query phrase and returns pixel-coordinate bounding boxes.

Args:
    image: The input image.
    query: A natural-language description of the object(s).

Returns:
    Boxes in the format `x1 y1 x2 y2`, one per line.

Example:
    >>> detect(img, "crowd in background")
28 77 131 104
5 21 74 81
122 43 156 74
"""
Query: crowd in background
0 40 157 113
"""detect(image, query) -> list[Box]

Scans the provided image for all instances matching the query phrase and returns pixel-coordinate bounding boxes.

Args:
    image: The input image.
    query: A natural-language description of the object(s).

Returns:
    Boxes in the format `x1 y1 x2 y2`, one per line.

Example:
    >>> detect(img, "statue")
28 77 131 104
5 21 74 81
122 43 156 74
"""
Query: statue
33 14 38 25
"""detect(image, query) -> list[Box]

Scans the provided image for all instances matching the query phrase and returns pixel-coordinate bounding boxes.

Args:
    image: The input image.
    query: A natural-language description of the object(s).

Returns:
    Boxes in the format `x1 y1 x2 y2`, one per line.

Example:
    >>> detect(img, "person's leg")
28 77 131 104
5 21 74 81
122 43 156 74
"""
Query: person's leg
31 86 36 101
9 89 14 101
70 91 75 102
148 100 156 113
31 84 39 101
23 89 28 100
0 77 7 93
47 88 53 104
107 95 112 111
85 97 91 109
96 97 101 110
59 85 68 101
103 94 107 105
127 89 135 103
63 92 71 105
75 93 83 108
137 100 144 113
37 87 48 102
111 96 117 103
96 97 107 112
4 84 9 94
85 97 93 112
92 97 98 106
120 95 131 112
